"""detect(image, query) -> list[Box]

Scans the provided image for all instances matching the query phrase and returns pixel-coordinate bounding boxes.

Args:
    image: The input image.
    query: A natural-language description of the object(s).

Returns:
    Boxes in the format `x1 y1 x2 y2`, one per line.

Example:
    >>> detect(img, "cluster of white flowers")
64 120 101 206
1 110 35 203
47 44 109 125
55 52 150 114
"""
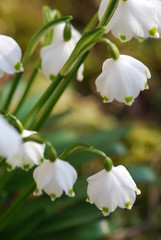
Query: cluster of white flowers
1 0 160 217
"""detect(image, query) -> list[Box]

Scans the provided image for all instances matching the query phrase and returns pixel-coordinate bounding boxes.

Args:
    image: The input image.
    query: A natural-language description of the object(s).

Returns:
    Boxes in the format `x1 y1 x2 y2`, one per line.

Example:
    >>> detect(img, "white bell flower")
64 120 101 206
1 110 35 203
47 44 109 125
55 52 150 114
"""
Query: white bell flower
0 115 22 167
95 54 151 105
98 0 159 42
33 158 77 201
0 35 23 78
6 130 45 171
40 23 84 81
87 165 141 216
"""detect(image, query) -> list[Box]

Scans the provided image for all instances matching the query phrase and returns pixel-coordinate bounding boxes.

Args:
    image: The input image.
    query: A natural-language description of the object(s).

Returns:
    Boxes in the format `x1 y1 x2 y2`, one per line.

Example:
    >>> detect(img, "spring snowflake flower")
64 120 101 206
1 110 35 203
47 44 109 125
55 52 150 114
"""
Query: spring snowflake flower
33 158 77 201
98 0 159 42
6 130 45 171
40 23 84 81
0 115 22 164
87 165 141 216
95 55 151 105
0 35 23 78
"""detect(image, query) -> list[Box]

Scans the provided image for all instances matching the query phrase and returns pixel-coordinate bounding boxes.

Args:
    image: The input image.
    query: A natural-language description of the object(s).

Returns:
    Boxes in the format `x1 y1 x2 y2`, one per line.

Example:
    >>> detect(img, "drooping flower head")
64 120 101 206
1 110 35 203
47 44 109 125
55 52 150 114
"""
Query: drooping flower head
40 23 84 81
151 0 161 35
95 54 151 105
99 0 159 42
87 165 141 216
0 115 22 166
33 158 77 201
6 130 45 171
0 35 23 78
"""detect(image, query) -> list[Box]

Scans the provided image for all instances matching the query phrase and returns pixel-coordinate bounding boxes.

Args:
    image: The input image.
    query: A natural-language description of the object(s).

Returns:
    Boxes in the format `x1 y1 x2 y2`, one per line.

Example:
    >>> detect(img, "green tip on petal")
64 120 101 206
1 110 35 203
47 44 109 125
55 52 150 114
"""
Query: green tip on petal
6 163 13 171
145 81 149 89
119 35 127 41
50 74 56 81
14 62 23 72
23 164 30 170
125 201 131 208
50 193 56 201
103 96 109 102
40 157 45 164
86 195 90 202
102 207 109 214
149 27 157 37
34 187 39 195
69 188 75 196
124 96 133 105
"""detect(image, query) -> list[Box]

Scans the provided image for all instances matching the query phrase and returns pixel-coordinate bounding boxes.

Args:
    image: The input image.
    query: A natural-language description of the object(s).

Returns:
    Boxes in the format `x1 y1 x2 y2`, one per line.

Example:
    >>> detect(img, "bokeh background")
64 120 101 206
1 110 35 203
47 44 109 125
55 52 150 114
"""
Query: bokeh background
0 0 161 239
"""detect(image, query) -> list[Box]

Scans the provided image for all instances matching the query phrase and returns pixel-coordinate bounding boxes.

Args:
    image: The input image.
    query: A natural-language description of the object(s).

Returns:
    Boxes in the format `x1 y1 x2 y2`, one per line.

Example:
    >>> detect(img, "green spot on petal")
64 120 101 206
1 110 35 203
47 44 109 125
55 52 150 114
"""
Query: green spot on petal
87 195 90 202
119 35 127 41
69 188 74 196
145 81 148 89
102 207 109 214
40 157 45 163
125 201 131 208
124 96 133 105
14 62 22 71
103 96 109 102
50 193 56 200
6 163 12 171
23 164 30 170
34 187 39 195
50 74 56 81
149 27 157 37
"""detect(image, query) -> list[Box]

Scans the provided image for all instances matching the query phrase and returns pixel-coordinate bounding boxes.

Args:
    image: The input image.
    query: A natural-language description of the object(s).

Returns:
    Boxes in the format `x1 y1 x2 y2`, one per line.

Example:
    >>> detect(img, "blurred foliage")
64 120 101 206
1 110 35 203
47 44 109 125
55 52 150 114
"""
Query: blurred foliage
0 0 161 240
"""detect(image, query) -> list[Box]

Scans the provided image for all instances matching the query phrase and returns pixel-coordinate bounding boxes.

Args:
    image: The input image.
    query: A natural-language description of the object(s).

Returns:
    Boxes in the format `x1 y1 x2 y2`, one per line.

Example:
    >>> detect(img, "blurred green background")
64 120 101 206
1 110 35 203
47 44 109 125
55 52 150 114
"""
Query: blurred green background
0 0 161 239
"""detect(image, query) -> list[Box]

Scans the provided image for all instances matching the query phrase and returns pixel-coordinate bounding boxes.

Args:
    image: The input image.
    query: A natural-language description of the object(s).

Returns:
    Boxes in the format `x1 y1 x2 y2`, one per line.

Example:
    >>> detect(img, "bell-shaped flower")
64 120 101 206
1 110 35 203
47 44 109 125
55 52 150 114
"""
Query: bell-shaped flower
6 130 45 171
87 165 141 216
98 0 159 42
33 158 77 201
0 35 23 78
0 115 22 166
95 54 151 105
40 23 84 81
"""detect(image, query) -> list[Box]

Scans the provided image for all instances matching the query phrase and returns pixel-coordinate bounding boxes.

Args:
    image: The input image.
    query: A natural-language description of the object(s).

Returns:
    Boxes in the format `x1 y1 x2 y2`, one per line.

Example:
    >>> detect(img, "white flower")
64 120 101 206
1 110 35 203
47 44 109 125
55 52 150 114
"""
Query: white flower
0 115 22 167
95 55 151 105
98 0 159 42
87 165 141 216
0 35 23 78
40 23 84 81
151 0 161 34
33 158 77 201
6 130 45 171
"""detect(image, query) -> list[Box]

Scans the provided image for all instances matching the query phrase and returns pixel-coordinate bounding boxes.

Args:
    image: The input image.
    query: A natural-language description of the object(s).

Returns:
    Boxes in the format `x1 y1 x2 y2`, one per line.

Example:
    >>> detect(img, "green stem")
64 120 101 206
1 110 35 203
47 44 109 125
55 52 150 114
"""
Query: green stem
98 0 119 27
0 183 35 231
22 74 63 128
13 60 41 115
84 12 98 32
3 16 72 111
0 110 23 133
3 72 22 110
59 143 113 171
31 52 89 131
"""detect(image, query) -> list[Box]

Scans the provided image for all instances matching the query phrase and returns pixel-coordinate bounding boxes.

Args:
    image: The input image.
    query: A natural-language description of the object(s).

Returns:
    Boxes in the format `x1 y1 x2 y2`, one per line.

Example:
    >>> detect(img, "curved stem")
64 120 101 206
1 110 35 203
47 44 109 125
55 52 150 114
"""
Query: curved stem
30 52 89 131
13 60 41 115
84 12 98 32
0 110 23 133
0 183 35 231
